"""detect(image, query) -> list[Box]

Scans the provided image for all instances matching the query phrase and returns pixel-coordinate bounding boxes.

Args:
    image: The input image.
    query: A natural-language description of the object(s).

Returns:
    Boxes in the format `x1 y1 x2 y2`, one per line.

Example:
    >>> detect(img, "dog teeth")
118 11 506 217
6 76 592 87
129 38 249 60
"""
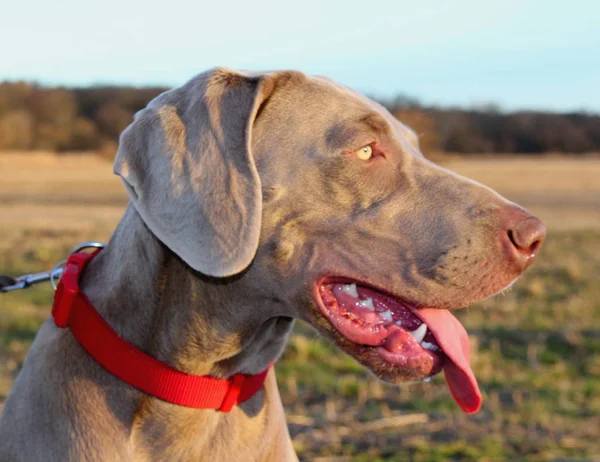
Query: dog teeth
421 341 440 352
342 283 358 298
395 320 403 326
409 323 428 344
379 309 393 322
358 297 375 311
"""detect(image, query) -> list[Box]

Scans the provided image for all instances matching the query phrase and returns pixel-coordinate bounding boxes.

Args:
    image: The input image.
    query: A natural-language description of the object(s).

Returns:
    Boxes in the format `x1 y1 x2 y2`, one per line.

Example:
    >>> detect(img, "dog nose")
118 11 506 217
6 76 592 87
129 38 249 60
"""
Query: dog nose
504 211 546 270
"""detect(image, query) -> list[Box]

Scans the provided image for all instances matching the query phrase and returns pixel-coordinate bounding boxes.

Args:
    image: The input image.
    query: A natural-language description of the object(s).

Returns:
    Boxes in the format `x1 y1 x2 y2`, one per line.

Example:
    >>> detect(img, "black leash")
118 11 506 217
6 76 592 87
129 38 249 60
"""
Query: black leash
0 275 17 291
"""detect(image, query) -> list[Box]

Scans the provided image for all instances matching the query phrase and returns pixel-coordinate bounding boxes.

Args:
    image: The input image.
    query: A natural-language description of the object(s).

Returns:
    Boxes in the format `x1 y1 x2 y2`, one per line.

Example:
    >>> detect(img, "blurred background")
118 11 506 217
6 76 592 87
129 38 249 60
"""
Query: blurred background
0 1 598 460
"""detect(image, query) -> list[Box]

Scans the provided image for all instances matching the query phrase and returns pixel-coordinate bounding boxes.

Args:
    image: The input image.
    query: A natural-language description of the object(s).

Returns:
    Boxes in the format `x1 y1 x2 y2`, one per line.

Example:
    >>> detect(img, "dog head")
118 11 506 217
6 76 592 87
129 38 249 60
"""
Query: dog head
115 68 545 413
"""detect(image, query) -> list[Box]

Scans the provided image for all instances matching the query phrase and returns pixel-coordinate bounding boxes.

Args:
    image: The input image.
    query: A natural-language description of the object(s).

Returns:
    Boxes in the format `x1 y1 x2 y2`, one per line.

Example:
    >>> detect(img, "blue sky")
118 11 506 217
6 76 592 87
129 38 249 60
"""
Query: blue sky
1 0 599 112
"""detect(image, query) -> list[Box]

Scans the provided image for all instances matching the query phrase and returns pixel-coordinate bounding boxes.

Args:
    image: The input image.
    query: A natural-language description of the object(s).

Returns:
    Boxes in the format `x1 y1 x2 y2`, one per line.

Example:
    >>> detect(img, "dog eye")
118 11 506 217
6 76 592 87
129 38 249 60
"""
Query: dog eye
355 145 373 160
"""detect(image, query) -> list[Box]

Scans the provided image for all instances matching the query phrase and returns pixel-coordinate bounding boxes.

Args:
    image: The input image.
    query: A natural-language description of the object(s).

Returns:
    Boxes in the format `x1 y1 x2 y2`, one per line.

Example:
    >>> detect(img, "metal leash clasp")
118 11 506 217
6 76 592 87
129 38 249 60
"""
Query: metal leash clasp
0 241 106 293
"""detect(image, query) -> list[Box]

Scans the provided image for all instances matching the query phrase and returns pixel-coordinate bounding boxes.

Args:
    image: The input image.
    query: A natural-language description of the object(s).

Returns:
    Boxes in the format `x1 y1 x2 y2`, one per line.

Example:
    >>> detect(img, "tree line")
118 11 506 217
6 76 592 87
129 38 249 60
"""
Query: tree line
1 82 598 155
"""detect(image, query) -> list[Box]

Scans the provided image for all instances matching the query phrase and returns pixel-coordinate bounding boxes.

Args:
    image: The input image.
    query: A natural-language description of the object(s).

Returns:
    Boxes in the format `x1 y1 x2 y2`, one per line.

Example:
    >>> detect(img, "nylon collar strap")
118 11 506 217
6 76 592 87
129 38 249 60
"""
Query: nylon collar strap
51 251 271 412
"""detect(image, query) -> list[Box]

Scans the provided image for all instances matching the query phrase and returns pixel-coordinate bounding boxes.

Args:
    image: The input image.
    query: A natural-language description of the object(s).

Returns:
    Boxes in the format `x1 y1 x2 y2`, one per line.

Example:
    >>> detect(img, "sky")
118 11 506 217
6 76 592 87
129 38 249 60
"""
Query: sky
1 0 599 112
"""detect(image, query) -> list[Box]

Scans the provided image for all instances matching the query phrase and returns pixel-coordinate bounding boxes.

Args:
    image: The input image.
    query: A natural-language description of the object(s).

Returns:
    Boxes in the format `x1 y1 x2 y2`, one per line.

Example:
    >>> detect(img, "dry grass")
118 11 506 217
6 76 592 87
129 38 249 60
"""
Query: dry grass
445 155 600 231
1 152 599 460
0 152 125 257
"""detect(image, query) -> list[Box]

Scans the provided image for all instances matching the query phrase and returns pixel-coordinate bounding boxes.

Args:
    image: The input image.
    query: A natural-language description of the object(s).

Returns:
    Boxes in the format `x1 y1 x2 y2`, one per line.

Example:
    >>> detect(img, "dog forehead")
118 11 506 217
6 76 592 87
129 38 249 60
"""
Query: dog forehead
292 73 375 112
285 74 418 144
258 74 387 139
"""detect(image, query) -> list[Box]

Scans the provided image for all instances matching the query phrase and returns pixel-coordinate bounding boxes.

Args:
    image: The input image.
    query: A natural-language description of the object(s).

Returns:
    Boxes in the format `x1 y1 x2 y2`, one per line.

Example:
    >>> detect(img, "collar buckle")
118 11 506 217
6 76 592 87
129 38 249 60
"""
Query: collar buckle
51 253 90 327
219 374 246 412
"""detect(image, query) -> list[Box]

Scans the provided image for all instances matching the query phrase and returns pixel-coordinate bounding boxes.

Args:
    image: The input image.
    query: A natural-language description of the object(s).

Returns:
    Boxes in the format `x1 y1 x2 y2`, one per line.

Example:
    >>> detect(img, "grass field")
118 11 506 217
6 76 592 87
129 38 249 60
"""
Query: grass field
1 152 599 461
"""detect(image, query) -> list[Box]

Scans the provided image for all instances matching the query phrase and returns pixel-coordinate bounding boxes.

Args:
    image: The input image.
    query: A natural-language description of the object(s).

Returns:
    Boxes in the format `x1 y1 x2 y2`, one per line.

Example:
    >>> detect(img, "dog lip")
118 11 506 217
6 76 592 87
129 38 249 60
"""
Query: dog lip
312 276 445 375
312 275 482 414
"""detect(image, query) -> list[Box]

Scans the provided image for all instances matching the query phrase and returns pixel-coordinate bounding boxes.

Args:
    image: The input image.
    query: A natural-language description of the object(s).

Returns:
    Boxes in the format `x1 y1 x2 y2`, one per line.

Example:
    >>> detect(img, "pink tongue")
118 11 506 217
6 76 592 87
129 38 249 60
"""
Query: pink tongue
416 308 481 414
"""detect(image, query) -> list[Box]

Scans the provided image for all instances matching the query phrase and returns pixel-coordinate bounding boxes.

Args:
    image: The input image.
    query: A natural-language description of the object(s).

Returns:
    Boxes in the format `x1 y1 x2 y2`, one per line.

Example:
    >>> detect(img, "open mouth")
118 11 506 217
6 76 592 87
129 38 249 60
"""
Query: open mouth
315 278 482 414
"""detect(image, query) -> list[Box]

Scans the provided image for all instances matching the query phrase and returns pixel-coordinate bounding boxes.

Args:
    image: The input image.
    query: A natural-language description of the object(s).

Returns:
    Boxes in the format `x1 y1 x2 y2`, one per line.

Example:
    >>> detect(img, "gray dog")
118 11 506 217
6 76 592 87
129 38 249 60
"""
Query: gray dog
0 68 545 461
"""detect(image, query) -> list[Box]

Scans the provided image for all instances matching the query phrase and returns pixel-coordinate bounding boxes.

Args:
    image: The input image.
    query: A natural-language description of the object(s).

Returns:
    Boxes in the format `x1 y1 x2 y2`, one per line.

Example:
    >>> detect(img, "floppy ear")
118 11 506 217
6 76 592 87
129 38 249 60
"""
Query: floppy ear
114 67 281 277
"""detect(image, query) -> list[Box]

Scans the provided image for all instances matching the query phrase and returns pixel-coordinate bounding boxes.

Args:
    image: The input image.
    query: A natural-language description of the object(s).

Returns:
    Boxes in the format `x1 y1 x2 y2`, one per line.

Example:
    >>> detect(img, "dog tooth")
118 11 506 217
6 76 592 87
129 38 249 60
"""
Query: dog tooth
421 341 440 352
409 323 428 344
379 309 393 322
395 320 403 326
358 297 375 311
342 283 358 298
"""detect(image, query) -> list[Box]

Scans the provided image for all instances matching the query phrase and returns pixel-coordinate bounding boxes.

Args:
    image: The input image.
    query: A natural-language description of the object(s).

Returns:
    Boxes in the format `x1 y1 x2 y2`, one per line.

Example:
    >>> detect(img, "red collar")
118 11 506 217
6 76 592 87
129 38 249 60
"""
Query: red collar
51 251 271 412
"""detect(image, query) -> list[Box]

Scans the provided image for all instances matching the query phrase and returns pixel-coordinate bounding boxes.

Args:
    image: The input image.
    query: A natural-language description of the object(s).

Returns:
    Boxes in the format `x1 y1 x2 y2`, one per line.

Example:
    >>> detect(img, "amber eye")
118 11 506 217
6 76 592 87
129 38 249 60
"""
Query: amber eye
355 145 373 160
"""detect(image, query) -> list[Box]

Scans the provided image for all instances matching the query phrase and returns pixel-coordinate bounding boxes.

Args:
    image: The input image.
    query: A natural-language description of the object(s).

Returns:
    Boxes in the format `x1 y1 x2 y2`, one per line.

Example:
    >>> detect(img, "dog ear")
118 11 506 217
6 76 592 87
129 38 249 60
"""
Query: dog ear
114 67 283 277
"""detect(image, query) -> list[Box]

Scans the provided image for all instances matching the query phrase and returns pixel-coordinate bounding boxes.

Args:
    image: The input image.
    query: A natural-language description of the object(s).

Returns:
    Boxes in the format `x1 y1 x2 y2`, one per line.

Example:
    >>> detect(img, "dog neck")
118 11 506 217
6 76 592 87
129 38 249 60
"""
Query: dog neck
81 205 292 376
76 205 295 458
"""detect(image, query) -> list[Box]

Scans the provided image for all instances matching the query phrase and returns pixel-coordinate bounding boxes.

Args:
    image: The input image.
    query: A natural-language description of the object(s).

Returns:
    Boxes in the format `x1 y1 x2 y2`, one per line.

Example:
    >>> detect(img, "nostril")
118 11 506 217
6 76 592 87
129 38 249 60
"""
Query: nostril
528 238 541 255
506 217 546 257
508 229 542 255
507 229 519 250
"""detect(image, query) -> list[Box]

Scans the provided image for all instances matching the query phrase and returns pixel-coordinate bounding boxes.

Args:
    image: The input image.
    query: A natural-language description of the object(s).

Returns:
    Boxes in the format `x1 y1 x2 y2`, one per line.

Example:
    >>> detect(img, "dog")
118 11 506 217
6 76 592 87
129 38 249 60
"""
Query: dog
0 68 545 461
